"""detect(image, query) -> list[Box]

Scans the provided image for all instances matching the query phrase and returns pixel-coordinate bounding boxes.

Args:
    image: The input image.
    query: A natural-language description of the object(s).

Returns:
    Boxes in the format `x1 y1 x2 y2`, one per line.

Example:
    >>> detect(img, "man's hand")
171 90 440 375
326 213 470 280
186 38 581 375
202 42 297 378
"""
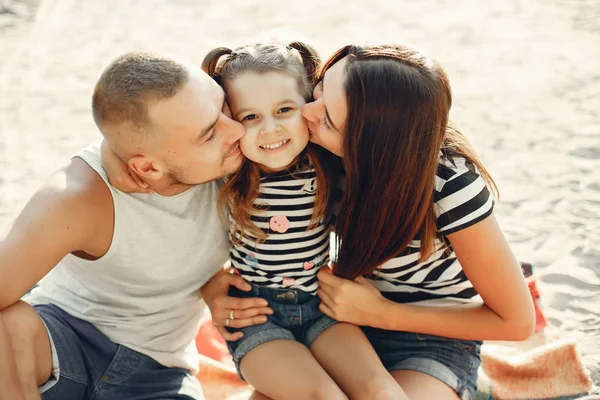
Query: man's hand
201 267 273 341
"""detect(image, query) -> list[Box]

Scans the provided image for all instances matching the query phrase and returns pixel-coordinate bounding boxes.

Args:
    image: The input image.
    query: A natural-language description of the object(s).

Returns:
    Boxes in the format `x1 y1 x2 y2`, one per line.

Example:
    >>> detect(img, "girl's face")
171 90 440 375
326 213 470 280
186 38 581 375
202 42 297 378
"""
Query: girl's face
301 57 348 158
225 71 309 172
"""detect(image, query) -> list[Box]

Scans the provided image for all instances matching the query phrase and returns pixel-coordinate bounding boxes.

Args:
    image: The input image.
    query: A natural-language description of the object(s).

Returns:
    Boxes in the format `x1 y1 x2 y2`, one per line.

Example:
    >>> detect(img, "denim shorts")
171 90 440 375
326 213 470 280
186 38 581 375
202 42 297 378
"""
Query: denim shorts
33 304 205 400
226 285 337 380
364 328 482 400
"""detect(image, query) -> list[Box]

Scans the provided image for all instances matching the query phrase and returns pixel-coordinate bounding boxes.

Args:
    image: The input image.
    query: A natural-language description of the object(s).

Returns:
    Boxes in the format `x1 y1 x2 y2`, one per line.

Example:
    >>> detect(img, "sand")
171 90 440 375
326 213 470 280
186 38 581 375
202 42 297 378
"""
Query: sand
1 0 599 390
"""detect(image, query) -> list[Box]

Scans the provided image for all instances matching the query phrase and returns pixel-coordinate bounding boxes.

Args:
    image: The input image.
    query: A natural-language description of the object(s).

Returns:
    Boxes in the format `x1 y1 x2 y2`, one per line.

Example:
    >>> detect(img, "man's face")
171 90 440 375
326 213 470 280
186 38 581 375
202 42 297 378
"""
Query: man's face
148 68 245 187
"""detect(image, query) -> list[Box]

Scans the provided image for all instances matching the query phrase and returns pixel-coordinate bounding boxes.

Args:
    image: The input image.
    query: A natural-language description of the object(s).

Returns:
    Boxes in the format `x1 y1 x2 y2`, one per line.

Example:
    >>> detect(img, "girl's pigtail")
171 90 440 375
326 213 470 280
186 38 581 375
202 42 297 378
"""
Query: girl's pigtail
288 41 321 85
201 47 233 78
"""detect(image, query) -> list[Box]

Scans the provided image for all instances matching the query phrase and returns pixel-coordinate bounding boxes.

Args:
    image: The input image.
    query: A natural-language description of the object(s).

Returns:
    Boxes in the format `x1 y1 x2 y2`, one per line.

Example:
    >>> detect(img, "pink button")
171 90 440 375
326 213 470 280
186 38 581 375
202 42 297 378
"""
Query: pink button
282 277 295 286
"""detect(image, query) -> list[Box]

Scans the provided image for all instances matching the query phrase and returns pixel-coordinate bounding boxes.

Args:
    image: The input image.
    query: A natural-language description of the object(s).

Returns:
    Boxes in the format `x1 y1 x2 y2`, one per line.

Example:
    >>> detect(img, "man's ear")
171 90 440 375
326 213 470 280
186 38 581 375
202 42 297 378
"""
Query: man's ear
128 156 167 182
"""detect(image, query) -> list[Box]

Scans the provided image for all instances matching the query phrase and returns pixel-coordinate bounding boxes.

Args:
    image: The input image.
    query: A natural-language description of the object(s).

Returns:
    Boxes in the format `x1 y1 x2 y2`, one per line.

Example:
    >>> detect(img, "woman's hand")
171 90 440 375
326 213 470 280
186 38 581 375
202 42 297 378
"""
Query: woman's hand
201 267 273 341
100 140 153 194
317 268 388 327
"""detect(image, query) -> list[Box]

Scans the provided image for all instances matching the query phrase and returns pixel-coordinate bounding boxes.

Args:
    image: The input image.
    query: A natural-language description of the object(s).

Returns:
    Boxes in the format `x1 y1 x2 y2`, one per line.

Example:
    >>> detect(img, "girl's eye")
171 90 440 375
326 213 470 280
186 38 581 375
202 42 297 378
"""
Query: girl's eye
243 114 258 121
206 130 216 142
278 107 292 114
321 117 330 130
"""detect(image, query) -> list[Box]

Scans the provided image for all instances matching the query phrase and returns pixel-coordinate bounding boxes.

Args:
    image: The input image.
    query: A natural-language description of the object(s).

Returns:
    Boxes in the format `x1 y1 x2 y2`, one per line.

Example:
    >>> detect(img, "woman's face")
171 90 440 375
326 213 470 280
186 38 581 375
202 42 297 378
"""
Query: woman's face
301 57 348 157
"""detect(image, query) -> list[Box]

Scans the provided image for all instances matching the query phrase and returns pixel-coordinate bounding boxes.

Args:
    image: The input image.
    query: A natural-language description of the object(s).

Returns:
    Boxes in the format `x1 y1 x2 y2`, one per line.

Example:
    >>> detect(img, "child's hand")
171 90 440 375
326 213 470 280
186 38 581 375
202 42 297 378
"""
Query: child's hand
100 140 153 194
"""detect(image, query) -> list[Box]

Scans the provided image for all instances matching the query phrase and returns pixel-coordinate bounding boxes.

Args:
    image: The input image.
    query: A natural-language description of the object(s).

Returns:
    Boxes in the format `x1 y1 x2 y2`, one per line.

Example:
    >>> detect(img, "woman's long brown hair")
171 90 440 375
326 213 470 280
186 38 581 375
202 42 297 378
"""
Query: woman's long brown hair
202 42 338 243
326 44 498 280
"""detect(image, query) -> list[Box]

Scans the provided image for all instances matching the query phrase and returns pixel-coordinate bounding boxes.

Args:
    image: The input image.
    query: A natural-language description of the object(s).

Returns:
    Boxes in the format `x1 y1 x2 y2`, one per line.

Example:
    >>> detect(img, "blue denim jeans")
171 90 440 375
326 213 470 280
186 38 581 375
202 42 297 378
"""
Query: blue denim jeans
225 285 337 380
34 304 204 400
364 328 482 400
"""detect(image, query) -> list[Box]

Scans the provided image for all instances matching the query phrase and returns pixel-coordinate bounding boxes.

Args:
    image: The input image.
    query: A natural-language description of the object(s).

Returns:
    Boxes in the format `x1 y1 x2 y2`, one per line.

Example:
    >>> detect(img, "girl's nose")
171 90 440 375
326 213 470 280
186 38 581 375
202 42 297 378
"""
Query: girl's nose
261 116 281 135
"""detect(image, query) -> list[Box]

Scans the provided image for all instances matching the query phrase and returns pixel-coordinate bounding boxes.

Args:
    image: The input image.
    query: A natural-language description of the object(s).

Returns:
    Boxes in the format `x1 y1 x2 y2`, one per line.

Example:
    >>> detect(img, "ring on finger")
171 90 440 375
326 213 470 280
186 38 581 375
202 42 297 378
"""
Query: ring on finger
229 309 235 320
225 318 230 327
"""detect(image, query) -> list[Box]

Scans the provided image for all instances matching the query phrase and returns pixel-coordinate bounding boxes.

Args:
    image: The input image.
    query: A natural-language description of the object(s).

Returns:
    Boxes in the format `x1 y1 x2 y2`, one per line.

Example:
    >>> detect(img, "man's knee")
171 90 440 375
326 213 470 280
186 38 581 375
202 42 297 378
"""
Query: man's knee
1 301 52 386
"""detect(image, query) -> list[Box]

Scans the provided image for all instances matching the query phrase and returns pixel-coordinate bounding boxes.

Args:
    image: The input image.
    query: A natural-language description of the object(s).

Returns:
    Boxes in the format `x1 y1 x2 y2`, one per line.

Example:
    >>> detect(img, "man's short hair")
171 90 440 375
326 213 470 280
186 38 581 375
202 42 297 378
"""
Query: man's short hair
92 52 189 130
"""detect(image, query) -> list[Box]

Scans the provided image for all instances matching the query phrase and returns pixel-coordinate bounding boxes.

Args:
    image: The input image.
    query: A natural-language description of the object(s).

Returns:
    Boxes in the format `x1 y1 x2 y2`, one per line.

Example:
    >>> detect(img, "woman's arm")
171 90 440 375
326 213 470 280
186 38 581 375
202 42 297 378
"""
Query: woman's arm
318 214 536 341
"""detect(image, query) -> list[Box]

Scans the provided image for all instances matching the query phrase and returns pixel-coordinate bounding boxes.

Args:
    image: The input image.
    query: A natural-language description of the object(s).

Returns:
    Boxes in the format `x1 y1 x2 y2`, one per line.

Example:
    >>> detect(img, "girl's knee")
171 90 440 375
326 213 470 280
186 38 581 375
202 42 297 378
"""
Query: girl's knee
348 376 406 400
305 380 347 400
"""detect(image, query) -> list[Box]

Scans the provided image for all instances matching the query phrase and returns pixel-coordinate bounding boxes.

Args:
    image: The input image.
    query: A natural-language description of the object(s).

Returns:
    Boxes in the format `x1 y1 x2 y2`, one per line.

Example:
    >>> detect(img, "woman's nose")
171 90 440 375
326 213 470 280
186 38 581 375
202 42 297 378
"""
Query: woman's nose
301 100 320 123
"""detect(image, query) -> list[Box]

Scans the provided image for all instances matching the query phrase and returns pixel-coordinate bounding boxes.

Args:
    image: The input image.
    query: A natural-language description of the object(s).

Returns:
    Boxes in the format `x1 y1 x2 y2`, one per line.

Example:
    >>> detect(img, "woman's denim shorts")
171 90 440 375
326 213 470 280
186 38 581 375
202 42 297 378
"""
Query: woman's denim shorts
364 327 482 400
225 284 337 380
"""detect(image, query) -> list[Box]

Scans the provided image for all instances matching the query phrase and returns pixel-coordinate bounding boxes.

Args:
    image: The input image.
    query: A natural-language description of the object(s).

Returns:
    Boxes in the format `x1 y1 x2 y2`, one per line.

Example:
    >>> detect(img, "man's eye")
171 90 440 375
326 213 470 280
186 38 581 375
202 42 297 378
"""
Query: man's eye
243 114 258 121
278 107 292 114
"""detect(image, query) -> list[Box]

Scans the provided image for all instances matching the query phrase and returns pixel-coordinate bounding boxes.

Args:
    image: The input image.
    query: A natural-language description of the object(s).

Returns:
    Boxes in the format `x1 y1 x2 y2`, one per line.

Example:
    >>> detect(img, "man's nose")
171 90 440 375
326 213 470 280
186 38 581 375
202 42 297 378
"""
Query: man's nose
221 114 245 144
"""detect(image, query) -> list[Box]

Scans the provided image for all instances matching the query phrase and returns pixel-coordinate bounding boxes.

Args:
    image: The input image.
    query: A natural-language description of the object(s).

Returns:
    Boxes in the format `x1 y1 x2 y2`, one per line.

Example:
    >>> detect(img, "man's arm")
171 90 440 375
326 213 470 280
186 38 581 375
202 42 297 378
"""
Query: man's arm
0 157 114 309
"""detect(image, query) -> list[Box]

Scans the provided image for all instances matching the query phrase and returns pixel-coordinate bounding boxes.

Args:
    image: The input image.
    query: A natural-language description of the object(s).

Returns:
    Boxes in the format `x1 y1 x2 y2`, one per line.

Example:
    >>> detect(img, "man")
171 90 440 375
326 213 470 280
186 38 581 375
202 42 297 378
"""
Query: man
0 52 268 400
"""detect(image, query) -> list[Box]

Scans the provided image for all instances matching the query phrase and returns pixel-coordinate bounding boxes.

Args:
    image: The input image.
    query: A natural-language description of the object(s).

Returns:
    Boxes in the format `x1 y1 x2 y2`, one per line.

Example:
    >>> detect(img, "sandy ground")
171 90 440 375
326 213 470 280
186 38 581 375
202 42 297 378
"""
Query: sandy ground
1 0 599 388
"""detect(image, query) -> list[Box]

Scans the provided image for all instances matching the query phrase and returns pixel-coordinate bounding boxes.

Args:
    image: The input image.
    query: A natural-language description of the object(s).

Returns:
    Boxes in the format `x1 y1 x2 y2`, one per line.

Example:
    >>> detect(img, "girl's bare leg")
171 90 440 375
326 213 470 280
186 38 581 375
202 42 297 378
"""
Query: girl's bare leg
392 370 460 400
240 339 347 400
247 391 272 400
310 323 409 400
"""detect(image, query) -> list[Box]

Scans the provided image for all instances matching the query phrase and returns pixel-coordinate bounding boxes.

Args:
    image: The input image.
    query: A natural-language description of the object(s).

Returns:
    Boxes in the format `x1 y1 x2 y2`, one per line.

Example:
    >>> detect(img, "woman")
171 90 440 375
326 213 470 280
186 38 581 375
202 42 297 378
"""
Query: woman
200 43 536 400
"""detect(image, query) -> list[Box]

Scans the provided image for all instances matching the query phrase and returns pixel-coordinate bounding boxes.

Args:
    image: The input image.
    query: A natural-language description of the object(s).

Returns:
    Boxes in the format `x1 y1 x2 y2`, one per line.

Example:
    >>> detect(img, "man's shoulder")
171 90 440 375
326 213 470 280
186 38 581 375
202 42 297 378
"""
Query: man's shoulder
2 156 115 268
41 157 113 216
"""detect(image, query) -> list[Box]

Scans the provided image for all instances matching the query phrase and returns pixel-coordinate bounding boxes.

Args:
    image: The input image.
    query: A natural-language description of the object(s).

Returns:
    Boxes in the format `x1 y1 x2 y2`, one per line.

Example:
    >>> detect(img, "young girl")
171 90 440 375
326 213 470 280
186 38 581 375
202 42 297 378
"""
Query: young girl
103 41 407 400
301 43 536 400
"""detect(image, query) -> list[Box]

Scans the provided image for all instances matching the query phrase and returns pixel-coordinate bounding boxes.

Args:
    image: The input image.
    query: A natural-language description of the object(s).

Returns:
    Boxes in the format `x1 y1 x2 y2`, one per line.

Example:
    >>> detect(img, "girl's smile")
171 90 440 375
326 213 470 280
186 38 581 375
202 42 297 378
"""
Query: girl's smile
225 71 310 172
259 138 290 151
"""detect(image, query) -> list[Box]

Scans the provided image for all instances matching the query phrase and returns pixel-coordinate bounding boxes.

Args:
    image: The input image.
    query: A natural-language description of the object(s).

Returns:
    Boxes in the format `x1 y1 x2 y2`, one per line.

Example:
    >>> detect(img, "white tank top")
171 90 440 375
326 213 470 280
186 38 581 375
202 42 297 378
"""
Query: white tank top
26 142 229 372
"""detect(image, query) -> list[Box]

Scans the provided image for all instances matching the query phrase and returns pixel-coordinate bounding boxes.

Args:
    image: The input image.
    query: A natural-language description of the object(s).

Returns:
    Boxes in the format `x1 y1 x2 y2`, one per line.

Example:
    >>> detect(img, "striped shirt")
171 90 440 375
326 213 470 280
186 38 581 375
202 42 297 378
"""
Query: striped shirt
230 168 330 294
368 153 494 306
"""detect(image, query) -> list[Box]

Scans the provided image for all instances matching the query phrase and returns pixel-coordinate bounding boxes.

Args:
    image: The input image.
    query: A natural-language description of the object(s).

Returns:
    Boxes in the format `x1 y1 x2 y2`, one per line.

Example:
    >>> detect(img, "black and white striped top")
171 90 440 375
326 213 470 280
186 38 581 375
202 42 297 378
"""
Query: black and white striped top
230 168 330 294
368 153 494 306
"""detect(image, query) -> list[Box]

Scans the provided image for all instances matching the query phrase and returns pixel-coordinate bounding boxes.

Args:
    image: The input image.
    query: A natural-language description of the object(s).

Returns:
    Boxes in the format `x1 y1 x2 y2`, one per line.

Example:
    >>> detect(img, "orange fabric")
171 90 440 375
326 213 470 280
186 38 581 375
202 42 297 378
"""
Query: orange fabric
195 318 229 363
527 276 549 332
